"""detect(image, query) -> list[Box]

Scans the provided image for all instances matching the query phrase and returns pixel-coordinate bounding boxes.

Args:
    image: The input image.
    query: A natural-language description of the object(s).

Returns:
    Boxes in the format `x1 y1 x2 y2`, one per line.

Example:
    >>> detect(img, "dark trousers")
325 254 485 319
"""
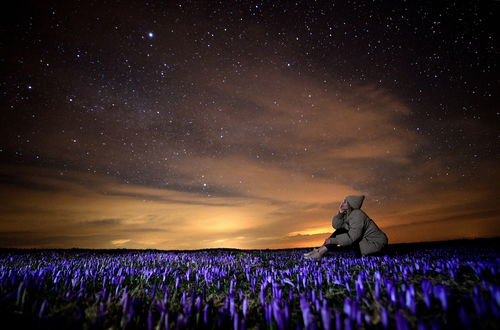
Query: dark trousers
325 228 362 257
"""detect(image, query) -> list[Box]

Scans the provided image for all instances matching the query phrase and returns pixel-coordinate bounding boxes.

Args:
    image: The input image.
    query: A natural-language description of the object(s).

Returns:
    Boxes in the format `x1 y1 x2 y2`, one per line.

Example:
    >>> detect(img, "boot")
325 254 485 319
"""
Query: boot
304 249 323 260
303 247 320 257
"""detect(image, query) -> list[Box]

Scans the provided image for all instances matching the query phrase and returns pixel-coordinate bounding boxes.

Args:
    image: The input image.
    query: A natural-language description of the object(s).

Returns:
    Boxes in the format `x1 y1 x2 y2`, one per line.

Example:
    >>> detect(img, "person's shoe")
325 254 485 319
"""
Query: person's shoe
303 247 319 257
304 250 323 260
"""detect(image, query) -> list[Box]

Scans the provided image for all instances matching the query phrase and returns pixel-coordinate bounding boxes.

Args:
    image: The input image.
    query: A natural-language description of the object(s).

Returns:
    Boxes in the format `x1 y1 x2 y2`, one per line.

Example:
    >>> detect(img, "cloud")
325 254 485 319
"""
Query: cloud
111 239 130 245
1 62 498 249
84 218 122 226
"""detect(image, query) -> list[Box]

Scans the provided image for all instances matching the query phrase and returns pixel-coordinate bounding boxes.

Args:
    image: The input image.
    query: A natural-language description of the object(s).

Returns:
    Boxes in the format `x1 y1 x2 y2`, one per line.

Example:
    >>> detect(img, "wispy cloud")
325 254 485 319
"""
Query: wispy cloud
0 65 498 249
111 239 130 245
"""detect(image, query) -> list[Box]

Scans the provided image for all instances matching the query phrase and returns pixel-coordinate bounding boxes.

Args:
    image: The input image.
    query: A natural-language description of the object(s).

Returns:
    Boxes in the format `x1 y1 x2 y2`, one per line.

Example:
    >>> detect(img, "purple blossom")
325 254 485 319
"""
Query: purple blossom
233 311 239 330
264 302 272 325
459 305 472 329
272 299 286 329
472 295 487 317
300 293 313 329
395 310 410 330
147 310 153 330
320 300 331 330
203 304 210 324
335 309 342 330
381 306 389 329
38 299 48 319
433 285 448 312
243 297 248 319
0 246 498 330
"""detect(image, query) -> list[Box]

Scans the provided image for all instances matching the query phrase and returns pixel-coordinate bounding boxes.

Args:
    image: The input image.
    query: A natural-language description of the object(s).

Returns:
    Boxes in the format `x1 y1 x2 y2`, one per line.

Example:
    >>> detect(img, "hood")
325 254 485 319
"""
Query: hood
346 195 365 209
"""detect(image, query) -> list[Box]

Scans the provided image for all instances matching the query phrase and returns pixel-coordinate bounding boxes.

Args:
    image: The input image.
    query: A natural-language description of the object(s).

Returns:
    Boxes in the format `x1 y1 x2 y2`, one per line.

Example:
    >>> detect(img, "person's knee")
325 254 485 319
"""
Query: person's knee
324 244 336 251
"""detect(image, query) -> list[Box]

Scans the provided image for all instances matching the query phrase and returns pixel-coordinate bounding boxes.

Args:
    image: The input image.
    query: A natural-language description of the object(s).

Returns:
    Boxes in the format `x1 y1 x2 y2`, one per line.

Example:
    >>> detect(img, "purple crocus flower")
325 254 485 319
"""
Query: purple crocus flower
381 306 389 329
203 304 210 324
344 317 352 330
99 302 106 319
251 277 257 292
230 294 236 318
272 299 285 330
195 295 201 312
335 309 342 330
355 308 362 326
283 278 295 288
147 310 153 330
38 299 48 319
405 289 416 314
472 295 486 317
260 283 267 307
320 300 331 330
356 273 365 300
233 310 239 330
459 305 472 329
433 285 448 312
300 293 312 329
492 286 500 306
121 292 129 315
417 320 426 330
176 313 186 330
181 291 186 309
364 312 370 325
243 297 248 319
343 297 352 318
230 278 235 295
395 310 409 330
490 299 500 318
390 286 397 306
264 303 272 325
422 289 431 309
283 303 290 323
127 299 135 325
314 295 321 314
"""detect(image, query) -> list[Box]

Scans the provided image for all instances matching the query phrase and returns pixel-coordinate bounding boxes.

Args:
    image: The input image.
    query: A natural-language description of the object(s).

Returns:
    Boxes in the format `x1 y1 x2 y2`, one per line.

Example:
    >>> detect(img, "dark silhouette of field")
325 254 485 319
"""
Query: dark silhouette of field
0 237 498 330
1 236 498 255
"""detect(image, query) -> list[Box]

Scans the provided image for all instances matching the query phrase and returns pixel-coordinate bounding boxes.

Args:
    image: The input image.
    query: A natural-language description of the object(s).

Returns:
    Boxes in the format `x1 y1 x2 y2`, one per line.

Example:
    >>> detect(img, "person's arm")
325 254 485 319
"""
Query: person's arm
332 211 346 229
329 210 365 246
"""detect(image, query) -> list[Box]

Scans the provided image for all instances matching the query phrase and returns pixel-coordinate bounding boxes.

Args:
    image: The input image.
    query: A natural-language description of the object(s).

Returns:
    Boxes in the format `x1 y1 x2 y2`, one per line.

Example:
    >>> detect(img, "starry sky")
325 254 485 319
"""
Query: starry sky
1 0 499 249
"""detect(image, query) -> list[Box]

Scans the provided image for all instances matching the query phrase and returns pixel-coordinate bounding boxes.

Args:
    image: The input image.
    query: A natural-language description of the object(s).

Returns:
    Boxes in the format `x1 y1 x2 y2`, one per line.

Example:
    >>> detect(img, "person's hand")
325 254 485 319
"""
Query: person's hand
324 238 332 245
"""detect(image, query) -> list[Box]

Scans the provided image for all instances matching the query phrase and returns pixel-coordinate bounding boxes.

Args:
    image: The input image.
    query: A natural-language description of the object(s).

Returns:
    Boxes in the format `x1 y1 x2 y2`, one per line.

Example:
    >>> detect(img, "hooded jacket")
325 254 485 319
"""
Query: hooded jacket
329 195 388 256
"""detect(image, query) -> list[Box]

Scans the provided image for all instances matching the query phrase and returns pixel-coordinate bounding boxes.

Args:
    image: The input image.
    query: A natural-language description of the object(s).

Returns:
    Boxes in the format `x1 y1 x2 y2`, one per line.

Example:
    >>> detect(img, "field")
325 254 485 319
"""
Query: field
0 238 499 329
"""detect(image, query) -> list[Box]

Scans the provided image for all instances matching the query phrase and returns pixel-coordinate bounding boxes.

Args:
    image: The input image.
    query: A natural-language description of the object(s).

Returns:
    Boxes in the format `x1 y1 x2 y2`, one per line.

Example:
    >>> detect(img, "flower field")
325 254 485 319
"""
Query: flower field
0 241 499 329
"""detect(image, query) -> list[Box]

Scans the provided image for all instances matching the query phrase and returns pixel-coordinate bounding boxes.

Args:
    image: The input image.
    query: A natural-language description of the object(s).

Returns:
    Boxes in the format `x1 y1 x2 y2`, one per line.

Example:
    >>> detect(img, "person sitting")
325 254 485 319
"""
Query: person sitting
304 195 388 259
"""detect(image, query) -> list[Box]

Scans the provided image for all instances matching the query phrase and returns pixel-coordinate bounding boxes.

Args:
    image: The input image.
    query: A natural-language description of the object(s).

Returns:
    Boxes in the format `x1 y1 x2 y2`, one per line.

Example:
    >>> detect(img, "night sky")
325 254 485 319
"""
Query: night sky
1 0 499 249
